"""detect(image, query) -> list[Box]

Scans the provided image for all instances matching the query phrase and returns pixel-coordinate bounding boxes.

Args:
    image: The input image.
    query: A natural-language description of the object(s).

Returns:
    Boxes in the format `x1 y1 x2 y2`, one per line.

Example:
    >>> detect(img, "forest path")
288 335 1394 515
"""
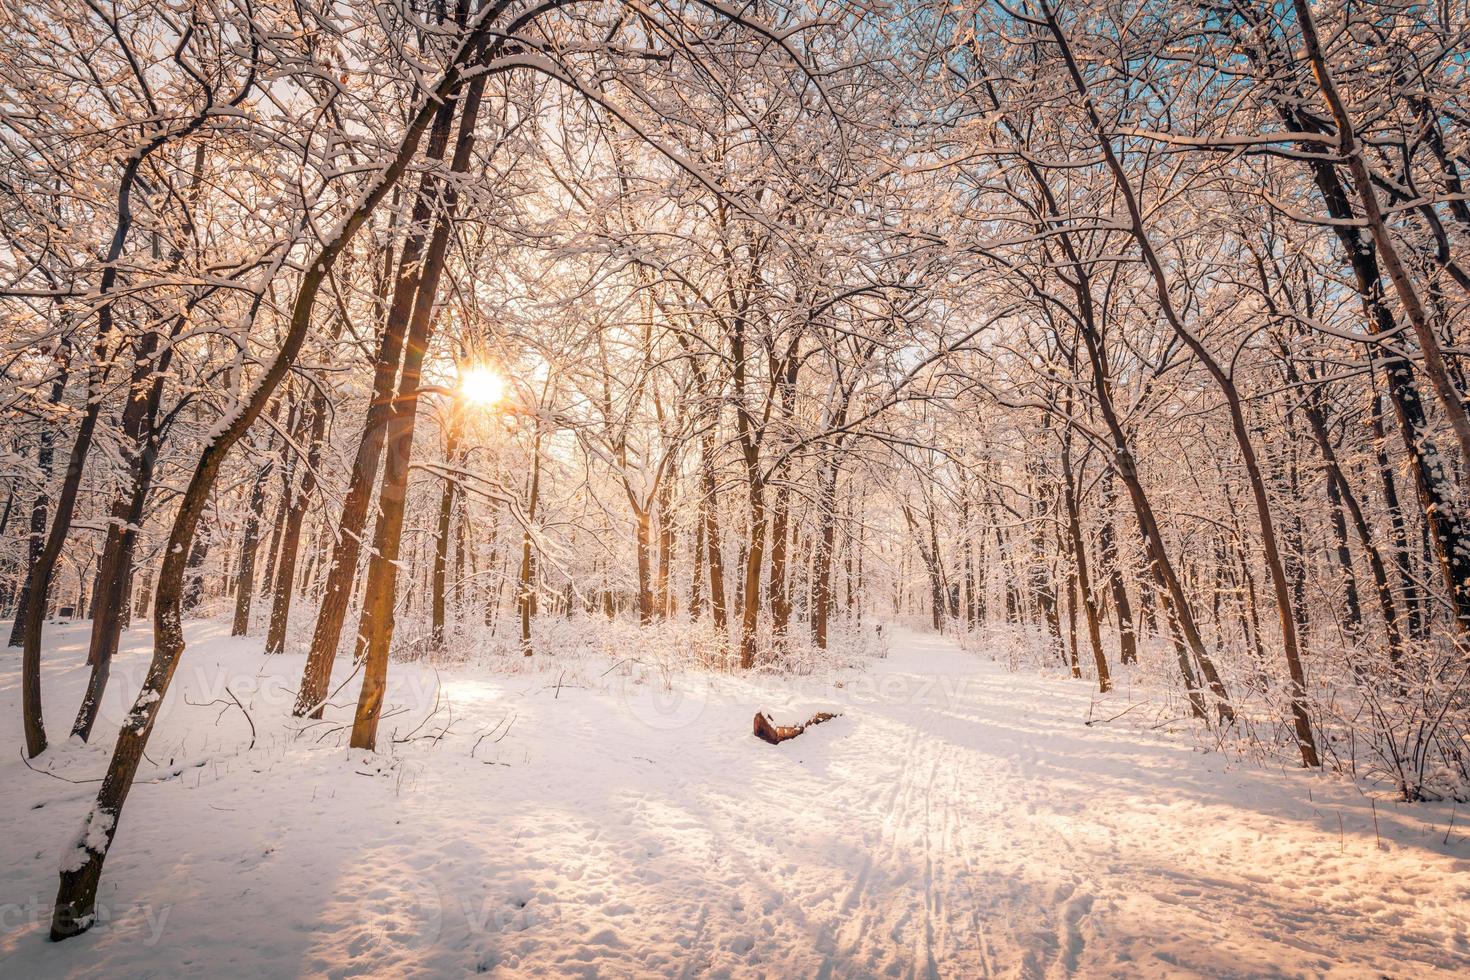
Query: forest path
1 621 1468 977
783 631 1470 978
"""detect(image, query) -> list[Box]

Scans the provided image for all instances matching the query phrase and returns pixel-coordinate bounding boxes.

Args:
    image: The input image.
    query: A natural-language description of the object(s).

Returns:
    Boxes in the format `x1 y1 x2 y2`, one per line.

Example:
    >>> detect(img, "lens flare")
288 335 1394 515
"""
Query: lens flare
459 366 505 406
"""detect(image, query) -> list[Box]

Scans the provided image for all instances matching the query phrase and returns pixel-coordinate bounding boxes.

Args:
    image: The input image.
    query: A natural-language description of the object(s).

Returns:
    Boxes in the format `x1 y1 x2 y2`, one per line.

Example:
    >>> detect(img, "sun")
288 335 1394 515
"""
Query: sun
459 366 505 406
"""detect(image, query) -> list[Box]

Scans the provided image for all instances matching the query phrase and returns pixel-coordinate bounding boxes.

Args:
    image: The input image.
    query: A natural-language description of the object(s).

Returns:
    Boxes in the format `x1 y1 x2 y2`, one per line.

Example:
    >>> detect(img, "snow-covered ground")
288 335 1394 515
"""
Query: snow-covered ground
2 620 1468 978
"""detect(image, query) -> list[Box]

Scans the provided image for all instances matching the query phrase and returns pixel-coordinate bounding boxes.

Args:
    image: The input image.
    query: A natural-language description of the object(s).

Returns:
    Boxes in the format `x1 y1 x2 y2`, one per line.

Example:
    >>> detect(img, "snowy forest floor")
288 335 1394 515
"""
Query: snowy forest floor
2 620 1468 978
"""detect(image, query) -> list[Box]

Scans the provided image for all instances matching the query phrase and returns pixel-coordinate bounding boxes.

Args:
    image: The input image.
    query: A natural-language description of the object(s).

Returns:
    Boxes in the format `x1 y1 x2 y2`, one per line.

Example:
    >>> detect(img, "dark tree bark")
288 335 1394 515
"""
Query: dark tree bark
994 97 1233 720
765 356 799 640
1023 452 1063 660
811 454 841 648
1059 415 1111 691
656 475 675 619
1289 0 1470 468
518 434 541 658
266 393 329 656
1044 3 1304 755
8 351 69 650
50 16 510 935
353 69 489 749
1223 0 1470 632
690 506 705 621
634 503 654 624
294 86 459 717
1097 468 1137 665
699 426 729 634
231 424 277 637
431 421 461 646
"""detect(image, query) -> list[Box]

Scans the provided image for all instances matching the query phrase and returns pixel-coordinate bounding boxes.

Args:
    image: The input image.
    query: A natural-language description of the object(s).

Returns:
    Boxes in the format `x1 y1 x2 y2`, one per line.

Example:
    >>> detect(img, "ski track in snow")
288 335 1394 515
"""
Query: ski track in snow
2 620 1468 978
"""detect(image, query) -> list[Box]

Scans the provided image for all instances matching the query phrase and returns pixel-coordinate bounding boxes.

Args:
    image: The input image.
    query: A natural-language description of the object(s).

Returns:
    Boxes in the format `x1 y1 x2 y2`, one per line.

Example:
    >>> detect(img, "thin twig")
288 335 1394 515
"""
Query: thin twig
472 712 517 758
1084 700 1149 727
225 685 256 750
20 749 102 784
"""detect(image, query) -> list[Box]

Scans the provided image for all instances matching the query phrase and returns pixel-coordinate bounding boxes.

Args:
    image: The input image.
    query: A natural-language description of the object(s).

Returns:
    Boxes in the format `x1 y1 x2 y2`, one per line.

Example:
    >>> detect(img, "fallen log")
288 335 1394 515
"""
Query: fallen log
753 710 839 745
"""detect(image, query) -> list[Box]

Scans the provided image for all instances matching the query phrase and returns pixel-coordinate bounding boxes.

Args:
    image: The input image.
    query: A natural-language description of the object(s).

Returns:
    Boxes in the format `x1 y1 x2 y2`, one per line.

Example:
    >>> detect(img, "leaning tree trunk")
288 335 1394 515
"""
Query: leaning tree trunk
50 17 508 937
266 393 328 656
352 70 488 749
8 354 68 649
1291 0 1470 473
1045 2 1306 759
1060 416 1111 692
231 420 278 636
293 91 459 717
1230 0 1470 633
22 87 221 757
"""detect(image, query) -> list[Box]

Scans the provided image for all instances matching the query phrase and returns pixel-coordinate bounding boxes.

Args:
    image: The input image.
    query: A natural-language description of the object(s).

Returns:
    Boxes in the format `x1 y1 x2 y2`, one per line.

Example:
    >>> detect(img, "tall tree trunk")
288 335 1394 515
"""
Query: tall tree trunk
518 436 541 658
656 477 674 619
1024 453 1063 658
352 70 488 749
700 426 728 634
431 421 461 646
634 504 654 624
973 496 989 624
293 90 459 718
231 425 277 636
8 355 69 649
739 490 766 669
1290 0 1470 471
1098 468 1137 665
767 476 792 639
689 505 705 621
1045 3 1303 755
1063 544 1082 678
266 394 328 656
258 434 294 608
1060 422 1111 691
961 487 975 629
729 303 764 669
811 456 840 648
0 481 14 615
50 21 506 935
